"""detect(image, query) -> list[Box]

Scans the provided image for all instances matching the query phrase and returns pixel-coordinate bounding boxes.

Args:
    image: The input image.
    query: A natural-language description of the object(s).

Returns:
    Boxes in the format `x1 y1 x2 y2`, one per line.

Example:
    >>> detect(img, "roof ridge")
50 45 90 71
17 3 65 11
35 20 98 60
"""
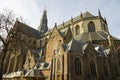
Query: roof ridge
15 21 41 39
17 21 39 31
82 11 94 18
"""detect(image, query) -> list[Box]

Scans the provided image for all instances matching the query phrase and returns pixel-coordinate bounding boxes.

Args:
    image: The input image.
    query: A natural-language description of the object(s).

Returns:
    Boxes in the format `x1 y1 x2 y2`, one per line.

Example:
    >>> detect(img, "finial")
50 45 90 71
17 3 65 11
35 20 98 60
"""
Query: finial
104 17 107 24
71 17 73 22
43 0 47 13
98 9 101 17
104 16 106 20
68 24 71 29
63 21 64 26
107 33 116 52
43 8 47 13
16 18 18 21
80 12 83 19
54 23 57 27
107 34 113 47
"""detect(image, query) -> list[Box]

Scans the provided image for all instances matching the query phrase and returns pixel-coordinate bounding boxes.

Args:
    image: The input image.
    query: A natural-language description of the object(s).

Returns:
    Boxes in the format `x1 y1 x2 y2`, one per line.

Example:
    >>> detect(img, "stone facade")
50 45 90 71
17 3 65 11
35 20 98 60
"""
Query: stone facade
1 9 120 80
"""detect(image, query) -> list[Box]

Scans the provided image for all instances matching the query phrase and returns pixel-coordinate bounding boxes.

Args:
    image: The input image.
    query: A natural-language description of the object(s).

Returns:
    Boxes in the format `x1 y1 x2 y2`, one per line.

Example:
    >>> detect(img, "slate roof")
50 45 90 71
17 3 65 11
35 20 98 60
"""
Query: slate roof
66 39 86 53
94 45 113 57
25 69 41 77
95 46 106 57
15 21 41 39
34 62 50 70
66 39 112 57
74 31 118 42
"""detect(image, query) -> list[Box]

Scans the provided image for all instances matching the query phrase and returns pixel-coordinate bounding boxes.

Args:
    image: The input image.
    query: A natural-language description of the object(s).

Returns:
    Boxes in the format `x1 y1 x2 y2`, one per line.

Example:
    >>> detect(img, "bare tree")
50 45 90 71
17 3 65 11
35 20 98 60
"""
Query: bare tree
0 9 15 48
0 9 27 79
0 9 16 79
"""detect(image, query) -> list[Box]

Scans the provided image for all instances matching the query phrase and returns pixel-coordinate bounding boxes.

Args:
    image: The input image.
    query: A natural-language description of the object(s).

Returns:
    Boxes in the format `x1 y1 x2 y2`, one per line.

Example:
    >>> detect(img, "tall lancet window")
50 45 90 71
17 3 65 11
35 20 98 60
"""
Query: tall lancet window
57 60 61 73
75 58 82 76
88 22 95 32
75 25 80 35
90 60 97 77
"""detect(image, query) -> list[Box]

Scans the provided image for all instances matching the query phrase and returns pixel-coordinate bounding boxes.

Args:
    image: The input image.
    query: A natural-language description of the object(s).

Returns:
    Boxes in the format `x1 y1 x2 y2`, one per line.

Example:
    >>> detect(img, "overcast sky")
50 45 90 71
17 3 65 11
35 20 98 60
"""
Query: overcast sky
0 0 120 38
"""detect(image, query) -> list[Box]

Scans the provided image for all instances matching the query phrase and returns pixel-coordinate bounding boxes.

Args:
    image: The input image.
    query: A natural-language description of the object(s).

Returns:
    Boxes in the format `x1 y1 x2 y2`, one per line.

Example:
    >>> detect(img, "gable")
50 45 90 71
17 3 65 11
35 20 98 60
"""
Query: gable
82 11 94 18
45 27 64 62
47 27 63 46
83 43 97 57
24 50 36 70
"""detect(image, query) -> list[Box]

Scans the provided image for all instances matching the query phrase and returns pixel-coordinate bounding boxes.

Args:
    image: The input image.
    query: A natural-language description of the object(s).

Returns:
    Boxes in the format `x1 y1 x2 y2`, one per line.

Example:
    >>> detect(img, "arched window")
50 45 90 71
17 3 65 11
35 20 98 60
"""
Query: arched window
75 58 82 76
88 22 95 32
90 60 97 77
57 60 61 73
75 25 80 35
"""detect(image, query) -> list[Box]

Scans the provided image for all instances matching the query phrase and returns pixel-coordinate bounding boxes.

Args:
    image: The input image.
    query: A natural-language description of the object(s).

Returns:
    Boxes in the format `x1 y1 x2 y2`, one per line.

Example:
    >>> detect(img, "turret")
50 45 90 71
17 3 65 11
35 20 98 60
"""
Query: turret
38 9 48 34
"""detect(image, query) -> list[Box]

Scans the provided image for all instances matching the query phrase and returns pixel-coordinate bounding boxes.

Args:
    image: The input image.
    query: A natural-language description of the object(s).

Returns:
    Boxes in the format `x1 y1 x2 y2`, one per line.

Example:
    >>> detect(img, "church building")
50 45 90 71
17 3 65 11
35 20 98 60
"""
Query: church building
2 9 120 80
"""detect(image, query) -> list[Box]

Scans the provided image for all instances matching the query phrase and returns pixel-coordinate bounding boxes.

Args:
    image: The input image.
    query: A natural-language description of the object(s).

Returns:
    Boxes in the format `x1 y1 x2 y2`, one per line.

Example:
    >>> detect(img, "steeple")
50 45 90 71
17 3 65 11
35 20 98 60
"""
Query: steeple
38 9 48 34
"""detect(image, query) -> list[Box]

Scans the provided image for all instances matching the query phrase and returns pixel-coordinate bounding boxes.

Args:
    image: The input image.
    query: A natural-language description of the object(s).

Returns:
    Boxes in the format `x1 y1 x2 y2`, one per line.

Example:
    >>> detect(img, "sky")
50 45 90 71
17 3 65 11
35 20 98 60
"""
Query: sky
0 0 120 38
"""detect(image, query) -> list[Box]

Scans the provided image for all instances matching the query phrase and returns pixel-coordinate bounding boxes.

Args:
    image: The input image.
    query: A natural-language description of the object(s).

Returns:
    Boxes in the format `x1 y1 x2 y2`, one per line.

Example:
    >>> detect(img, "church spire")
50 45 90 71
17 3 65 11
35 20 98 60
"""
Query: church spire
38 8 48 34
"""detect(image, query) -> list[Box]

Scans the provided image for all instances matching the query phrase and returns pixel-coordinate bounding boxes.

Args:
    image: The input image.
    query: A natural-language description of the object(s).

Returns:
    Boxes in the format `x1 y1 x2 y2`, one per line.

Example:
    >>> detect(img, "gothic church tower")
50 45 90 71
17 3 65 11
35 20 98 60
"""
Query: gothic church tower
38 9 48 34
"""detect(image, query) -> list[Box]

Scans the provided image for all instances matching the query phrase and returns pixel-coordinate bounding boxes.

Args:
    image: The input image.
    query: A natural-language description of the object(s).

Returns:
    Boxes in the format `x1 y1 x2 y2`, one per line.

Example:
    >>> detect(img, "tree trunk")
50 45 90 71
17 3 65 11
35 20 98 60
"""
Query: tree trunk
0 48 7 80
